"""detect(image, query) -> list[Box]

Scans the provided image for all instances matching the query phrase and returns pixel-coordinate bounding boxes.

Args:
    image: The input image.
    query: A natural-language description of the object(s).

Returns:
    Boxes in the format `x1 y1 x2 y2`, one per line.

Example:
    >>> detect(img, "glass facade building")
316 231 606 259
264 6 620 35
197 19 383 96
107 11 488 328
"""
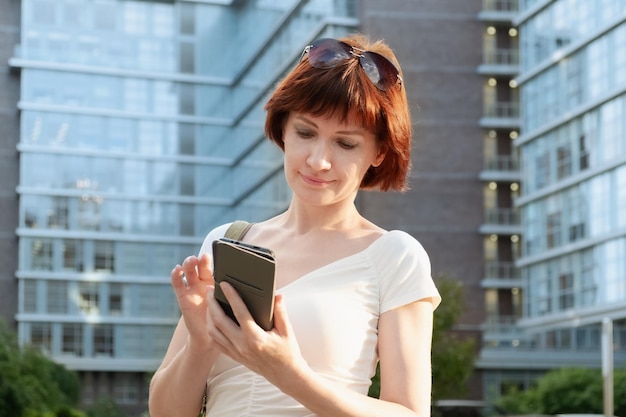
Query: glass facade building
10 0 358 413
508 0 626 396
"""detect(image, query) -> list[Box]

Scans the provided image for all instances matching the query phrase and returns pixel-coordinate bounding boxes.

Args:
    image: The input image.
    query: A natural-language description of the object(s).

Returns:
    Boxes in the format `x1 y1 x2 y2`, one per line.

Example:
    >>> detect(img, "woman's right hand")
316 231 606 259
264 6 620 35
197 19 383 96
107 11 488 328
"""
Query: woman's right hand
170 253 215 350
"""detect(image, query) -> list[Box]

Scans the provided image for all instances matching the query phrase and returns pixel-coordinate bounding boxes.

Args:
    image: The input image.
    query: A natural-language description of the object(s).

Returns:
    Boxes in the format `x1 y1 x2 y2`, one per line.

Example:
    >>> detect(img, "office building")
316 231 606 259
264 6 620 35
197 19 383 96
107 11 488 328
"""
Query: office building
514 0 626 391
3 0 623 415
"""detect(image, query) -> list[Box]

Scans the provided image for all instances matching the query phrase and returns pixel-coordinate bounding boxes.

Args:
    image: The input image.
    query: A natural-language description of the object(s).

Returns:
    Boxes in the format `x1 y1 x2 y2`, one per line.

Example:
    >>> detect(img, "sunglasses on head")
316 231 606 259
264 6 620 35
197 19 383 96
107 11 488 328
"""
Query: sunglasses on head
300 38 403 91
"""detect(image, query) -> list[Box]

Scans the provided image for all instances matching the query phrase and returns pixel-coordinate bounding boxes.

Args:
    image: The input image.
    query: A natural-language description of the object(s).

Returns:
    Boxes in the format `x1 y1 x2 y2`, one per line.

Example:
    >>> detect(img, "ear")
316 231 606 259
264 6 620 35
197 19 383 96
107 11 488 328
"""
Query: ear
372 150 386 168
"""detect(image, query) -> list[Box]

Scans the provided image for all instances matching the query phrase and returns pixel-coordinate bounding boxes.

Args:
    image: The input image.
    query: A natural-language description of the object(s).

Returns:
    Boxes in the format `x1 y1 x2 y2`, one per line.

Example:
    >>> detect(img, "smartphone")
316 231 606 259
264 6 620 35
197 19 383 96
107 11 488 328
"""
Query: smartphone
211 238 276 330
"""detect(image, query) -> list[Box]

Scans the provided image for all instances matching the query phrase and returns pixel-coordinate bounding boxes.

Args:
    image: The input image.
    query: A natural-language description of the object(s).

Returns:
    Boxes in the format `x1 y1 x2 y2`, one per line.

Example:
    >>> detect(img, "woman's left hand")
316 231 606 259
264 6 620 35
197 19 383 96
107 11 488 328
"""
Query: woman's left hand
206 282 307 386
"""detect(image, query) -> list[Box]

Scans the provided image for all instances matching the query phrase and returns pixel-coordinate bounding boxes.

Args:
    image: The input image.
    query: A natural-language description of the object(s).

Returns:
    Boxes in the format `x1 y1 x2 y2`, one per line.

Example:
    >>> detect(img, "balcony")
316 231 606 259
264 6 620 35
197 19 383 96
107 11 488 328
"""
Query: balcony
478 0 519 22
480 207 521 235
480 154 520 182
480 101 520 129
481 261 522 288
478 48 519 75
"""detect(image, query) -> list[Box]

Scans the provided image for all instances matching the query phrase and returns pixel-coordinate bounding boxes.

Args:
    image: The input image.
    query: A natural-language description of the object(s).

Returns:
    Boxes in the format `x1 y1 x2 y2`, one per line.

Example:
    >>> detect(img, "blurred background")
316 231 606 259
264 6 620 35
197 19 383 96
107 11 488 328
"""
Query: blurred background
0 0 625 416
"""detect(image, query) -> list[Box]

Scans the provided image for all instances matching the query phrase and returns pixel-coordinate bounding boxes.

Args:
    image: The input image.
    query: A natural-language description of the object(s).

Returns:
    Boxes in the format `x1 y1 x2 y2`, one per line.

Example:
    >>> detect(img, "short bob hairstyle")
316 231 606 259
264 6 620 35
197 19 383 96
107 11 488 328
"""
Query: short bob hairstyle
264 34 412 191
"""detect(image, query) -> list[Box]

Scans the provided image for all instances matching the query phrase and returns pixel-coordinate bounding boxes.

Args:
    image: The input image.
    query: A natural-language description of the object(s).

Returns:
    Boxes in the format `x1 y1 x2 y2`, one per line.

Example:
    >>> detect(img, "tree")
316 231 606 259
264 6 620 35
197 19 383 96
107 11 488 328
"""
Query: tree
368 275 475 401
85 397 126 417
499 367 626 416
430 276 476 401
0 319 82 417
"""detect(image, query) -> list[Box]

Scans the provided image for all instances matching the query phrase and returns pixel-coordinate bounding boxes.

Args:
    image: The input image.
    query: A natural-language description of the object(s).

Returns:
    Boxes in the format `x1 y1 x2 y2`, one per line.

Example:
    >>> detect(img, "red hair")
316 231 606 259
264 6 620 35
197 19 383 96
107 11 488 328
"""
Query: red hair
264 34 412 191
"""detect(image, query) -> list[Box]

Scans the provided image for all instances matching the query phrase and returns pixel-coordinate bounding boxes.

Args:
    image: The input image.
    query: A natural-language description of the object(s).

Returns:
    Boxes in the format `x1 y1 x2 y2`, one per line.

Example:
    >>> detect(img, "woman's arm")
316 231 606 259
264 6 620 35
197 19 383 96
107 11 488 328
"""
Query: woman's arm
284 299 435 417
209 281 436 417
148 254 221 417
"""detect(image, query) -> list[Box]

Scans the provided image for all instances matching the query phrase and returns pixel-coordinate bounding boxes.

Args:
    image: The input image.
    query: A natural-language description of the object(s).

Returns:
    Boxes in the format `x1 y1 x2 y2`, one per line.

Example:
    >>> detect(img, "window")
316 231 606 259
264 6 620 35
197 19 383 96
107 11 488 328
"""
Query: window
32 0 56 25
93 324 114 356
94 241 115 272
580 250 596 306
547 212 561 249
32 239 53 270
31 322 52 354
63 239 84 271
79 282 99 314
113 373 140 404
94 2 117 30
538 277 551 315
48 197 69 229
109 283 123 315
535 152 549 189
23 280 38 313
137 285 177 317
47 281 68 314
556 144 571 179
558 272 574 310
567 188 586 243
62 323 83 356
579 134 589 170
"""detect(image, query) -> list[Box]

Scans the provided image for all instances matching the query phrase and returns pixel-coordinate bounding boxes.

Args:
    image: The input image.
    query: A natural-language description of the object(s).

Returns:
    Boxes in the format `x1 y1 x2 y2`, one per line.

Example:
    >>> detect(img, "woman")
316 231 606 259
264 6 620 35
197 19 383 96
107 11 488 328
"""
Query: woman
149 34 441 417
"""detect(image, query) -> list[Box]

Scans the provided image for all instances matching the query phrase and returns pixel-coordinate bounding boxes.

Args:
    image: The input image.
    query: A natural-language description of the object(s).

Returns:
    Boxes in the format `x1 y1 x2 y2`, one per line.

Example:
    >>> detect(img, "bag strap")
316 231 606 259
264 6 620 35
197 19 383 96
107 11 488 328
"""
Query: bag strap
224 220 253 241
200 220 252 416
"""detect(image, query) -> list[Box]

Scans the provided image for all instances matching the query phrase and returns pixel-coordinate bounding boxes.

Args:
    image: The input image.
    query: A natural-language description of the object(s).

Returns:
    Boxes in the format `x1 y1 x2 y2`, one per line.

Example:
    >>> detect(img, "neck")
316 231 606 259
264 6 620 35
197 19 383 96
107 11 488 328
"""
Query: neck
278 199 362 234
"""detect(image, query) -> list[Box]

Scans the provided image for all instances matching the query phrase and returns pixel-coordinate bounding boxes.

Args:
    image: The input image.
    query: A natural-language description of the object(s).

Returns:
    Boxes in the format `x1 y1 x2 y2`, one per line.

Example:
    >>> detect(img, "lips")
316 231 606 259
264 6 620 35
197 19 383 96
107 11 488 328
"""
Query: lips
300 173 332 186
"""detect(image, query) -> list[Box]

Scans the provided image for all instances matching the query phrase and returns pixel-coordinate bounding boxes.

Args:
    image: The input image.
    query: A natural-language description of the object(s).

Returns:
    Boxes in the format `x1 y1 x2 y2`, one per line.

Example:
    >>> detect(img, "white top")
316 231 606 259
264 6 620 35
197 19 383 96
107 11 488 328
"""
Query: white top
198 224 441 417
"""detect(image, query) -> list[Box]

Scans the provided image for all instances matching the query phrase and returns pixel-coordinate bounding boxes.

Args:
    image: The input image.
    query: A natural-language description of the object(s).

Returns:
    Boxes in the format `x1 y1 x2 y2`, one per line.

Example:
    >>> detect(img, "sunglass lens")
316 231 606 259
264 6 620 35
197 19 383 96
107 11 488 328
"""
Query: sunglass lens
308 38 351 68
363 52 400 90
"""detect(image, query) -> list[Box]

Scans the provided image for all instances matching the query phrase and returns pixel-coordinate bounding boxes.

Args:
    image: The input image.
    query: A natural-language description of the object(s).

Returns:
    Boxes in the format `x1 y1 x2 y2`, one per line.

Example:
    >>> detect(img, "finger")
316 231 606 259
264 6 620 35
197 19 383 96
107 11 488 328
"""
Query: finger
272 293 292 335
219 281 256 330
181 256 200 286
170 265 186 291
197 253 214 284
206 286 239 348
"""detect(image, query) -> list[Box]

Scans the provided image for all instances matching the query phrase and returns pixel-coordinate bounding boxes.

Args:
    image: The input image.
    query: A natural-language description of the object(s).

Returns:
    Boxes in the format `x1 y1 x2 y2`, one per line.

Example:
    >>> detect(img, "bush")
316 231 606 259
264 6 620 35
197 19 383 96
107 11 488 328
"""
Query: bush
499 367 626 415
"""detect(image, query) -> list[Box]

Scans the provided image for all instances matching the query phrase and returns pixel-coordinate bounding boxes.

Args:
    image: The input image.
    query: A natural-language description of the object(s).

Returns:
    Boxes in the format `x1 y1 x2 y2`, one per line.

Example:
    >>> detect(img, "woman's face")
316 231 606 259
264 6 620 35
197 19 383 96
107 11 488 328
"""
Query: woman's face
282 112 384 207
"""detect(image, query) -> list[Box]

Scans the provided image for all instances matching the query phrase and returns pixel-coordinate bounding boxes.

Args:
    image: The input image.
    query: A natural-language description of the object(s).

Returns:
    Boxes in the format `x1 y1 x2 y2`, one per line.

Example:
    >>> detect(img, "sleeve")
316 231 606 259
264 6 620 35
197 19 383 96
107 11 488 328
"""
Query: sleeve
196 223 233 269
374 231 441 314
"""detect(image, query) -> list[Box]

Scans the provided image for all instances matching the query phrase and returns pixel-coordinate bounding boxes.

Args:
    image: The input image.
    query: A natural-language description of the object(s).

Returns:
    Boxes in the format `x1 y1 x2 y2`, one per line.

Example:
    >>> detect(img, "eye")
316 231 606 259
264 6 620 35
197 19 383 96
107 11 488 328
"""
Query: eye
337 140 356 150
296 129 314 139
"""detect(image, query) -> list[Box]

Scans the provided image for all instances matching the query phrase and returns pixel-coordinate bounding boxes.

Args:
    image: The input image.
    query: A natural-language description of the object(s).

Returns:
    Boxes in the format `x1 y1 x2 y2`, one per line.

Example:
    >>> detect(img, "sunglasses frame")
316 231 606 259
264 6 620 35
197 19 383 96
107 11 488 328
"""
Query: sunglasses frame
301 38 403 91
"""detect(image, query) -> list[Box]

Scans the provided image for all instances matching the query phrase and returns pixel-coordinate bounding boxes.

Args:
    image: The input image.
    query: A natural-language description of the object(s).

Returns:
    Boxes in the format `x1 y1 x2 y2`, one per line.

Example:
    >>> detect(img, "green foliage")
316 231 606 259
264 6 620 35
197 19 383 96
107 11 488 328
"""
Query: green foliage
368 363 381 398
85 397 125 417
0 319 82 417
431 276 475 401
367 275 475 401
499 367 626 415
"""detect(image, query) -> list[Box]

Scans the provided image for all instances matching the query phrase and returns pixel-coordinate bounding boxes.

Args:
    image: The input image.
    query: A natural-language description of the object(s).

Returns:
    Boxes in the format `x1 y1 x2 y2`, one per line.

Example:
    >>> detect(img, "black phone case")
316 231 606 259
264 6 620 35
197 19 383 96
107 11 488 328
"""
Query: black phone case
212 238 276 330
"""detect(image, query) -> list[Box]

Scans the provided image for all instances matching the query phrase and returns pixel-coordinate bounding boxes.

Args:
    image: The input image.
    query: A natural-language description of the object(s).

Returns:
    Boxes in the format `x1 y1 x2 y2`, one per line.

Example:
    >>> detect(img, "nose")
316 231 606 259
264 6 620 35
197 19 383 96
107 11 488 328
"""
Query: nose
306 140 332 171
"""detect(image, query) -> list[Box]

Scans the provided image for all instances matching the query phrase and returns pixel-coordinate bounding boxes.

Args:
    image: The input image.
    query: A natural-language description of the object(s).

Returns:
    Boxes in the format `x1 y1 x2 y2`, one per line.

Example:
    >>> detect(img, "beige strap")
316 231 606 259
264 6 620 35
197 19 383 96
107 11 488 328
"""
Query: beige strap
224 220 253 241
